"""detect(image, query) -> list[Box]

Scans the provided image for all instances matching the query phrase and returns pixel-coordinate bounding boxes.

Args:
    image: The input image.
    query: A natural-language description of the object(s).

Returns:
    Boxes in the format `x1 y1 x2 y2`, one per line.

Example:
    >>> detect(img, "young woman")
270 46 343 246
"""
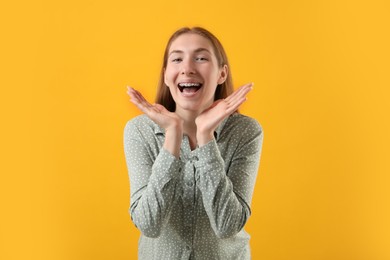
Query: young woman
124 27 263 259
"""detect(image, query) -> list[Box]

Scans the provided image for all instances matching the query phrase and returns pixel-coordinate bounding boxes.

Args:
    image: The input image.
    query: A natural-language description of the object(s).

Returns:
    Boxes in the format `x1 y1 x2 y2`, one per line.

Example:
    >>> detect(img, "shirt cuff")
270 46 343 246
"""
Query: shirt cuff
151 148 183 186
193 139 225 171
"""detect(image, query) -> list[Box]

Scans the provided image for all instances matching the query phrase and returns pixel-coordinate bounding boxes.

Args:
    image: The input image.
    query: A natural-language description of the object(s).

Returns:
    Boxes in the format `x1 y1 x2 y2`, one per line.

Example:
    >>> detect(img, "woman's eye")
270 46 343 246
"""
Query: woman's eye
172 58 182 62
196 57 208 61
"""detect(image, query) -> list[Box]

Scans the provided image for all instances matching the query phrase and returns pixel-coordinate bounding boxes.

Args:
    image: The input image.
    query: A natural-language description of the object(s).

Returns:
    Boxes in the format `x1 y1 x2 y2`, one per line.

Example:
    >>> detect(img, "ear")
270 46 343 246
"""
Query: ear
164 68 169 87
217 65 228 85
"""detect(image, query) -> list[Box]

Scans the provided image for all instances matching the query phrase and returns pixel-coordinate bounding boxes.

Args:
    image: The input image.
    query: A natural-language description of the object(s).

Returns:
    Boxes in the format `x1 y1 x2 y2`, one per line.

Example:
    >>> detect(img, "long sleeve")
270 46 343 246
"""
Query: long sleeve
124 118 183 238
193 118 263 238
124 114 262 260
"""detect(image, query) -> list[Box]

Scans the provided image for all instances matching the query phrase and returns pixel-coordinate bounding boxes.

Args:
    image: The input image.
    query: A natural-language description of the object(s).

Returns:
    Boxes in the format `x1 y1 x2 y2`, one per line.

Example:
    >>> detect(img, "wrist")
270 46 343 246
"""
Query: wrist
165 121 183 137
196 131 214 147
164 123 183 158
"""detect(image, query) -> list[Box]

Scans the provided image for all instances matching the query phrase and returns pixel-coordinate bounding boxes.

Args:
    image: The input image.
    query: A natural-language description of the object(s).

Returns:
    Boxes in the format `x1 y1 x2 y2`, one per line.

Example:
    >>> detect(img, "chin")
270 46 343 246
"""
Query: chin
175 102 201 112
181 105 200 112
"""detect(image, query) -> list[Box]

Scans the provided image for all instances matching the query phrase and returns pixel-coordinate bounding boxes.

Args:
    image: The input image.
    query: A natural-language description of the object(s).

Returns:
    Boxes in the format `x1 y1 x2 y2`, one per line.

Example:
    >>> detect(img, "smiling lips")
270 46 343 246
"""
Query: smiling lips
178 82 203 95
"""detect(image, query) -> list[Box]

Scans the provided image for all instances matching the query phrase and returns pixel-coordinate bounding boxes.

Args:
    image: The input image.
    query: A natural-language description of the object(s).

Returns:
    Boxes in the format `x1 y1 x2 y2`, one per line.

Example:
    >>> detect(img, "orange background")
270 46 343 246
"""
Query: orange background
1 0 390 259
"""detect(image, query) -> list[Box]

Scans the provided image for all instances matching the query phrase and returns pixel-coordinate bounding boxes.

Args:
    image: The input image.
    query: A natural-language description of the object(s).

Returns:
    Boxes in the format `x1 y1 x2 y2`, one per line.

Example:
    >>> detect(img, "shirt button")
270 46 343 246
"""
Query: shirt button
192 156 199 161
186 181 194 187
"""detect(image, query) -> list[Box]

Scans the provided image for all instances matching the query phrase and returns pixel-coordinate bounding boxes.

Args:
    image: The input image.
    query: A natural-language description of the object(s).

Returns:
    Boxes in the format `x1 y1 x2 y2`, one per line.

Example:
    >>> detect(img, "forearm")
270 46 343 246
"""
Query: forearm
129 148 182 238
130 176 178 238
196 130 214 147
163 125 183 158
124 119 183 238
194 140 252 238
199 170 249 238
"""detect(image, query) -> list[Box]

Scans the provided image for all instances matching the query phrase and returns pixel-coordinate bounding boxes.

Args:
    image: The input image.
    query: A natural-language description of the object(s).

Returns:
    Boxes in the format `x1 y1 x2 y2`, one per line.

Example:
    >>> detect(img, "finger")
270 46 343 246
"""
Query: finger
128 90 142 105
126 86 132 95
226 84 252 110
226 97 248 114
131 88 146 103
129 97 150 113
226 83 253 105
127 87 142 102
127 87 143 101
128 87 158 114
128 91 146 109
130 88 153 109
224 83 253 103
202 99 223 113
234 83 253 98
154 103 169 113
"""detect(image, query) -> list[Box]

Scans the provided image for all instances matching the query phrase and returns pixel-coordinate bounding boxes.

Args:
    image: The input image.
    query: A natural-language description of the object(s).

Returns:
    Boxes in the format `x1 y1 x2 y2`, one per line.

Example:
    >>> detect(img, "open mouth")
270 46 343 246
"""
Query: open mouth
178 82 203 94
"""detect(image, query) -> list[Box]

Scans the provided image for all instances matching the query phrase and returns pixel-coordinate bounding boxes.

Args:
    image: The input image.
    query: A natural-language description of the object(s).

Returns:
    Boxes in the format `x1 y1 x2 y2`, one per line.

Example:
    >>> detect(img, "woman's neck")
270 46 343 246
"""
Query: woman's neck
175 109 199 149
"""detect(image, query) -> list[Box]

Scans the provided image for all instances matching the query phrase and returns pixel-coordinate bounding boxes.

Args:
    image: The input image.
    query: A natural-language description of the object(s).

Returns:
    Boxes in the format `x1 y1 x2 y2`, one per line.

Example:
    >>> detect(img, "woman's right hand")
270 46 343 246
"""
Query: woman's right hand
127 86 183 157
127 87 183 130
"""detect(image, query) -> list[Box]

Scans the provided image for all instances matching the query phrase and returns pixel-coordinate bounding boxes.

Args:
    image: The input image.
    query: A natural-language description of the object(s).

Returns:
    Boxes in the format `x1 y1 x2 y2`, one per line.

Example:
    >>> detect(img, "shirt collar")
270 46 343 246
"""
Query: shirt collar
154 123 165 135
153 114 231 140
214 116 229 140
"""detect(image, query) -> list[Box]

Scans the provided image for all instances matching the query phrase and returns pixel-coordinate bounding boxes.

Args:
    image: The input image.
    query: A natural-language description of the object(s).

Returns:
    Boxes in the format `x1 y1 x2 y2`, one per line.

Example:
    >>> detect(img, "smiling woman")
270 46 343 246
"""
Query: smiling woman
124 27 263 259
163 33 228 118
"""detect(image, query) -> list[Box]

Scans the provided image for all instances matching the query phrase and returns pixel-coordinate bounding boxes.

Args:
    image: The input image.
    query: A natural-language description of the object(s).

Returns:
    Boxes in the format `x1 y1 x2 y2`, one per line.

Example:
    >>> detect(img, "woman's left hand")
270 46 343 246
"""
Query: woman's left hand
195 83 253 146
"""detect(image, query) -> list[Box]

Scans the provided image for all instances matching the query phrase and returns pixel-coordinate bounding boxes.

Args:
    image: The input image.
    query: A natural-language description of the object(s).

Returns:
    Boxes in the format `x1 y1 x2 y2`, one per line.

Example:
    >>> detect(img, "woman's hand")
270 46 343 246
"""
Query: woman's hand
195 83 253 146
127 86 183 157
127 86 183 130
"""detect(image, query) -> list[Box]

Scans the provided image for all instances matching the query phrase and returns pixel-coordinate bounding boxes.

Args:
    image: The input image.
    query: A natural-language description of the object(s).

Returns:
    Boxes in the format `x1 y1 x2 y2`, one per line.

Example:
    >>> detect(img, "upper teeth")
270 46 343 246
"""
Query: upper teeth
178 83 201 87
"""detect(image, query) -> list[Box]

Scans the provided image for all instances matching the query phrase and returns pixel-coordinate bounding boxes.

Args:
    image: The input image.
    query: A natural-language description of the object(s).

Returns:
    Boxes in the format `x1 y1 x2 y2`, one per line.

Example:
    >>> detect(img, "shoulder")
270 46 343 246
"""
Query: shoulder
124 115 161 138
218 113 263 154
125 114 155 129
225 113 263 135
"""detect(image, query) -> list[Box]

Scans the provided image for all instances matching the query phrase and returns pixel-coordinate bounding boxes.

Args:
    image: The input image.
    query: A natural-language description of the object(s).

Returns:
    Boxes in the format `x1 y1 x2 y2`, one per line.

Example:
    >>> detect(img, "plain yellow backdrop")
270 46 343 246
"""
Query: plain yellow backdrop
1 0 390 259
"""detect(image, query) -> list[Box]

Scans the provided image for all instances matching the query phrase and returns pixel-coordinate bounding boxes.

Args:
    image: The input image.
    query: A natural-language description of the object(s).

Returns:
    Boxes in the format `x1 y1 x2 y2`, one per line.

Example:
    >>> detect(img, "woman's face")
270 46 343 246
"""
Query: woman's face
164 33 227 115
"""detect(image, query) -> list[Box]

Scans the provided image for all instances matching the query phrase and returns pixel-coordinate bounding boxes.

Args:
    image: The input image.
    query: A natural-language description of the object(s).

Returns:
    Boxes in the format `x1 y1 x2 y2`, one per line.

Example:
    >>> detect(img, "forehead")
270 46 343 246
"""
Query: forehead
169 33 214 54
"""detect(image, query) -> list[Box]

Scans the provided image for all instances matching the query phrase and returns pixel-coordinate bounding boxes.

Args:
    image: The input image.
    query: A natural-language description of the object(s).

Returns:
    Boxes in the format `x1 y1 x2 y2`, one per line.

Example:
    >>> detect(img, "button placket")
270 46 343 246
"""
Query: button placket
181 158 196 244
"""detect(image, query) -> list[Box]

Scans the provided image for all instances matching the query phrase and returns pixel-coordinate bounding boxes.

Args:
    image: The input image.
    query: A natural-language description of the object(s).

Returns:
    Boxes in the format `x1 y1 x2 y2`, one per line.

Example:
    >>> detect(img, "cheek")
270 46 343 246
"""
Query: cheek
164 71 173 86
164 68 178 84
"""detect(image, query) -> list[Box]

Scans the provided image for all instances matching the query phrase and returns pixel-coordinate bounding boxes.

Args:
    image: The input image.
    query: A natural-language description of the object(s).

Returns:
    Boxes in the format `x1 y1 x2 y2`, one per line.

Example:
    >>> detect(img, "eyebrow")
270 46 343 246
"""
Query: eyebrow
168 48 211 56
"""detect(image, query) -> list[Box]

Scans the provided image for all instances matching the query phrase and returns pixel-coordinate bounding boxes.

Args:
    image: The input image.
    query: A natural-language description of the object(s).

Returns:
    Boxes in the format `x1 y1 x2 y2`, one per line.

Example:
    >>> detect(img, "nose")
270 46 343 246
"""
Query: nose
181 60 196 75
